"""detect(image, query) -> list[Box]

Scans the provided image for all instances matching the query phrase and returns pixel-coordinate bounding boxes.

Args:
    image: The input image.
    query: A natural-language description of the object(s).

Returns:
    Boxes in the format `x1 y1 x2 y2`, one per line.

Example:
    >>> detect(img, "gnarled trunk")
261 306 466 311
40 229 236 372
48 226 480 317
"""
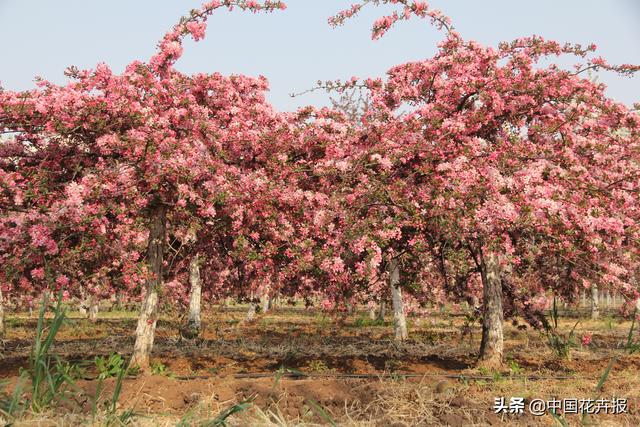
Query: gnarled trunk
478 252 504 368
389 258 408 341
187 255 202 332
590 284 600 320
130 204 166 371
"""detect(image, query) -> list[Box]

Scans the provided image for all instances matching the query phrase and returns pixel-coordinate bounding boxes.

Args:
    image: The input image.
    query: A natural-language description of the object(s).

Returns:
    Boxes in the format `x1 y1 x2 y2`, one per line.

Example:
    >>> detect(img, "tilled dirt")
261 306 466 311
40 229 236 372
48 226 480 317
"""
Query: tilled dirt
2 308 640 425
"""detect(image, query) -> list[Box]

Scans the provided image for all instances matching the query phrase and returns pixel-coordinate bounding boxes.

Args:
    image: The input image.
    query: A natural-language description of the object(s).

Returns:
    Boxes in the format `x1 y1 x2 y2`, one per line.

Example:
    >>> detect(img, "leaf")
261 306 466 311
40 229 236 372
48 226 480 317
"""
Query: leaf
306 399 337 426
202 399 254 427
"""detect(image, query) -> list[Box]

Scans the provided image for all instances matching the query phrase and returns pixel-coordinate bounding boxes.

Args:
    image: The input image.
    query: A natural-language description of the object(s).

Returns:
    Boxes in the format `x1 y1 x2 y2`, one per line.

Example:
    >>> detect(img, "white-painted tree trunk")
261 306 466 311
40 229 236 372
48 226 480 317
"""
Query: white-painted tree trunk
187 255 202 332
591 284 600 320
246 302 257 322
79 300 87 317
88 296 99 323
368 305 376 320
635 297 640 313
478 252 504 368
79 287 88 316
131 288 158 370
130 204 166 371
388 259 408 341
260 294 270 314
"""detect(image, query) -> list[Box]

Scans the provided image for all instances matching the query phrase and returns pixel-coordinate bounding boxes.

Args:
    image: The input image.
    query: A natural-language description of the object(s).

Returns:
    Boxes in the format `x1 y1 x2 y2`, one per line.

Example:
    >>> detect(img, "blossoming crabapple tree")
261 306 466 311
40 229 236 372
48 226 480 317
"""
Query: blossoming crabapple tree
1 0 638 373
1 0 287 369
330 0 640 367
0 91 135 330
169 111 305 330
192 106 367 318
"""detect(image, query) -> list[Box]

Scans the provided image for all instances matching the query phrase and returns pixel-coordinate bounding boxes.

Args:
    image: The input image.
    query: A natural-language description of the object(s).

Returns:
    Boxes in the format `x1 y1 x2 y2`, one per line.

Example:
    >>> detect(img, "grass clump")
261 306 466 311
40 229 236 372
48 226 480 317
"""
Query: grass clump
540 298 579 359
0 292 77 419
0 293 135 426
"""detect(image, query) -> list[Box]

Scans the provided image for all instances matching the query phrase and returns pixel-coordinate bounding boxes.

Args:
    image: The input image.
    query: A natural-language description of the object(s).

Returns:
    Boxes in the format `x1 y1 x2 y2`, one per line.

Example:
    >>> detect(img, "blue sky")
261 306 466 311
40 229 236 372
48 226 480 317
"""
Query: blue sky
0 1 638 111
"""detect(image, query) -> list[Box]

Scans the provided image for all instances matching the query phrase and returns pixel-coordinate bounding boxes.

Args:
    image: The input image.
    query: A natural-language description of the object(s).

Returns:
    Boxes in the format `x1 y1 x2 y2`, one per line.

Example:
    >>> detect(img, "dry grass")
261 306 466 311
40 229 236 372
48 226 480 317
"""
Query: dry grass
2 305 640 426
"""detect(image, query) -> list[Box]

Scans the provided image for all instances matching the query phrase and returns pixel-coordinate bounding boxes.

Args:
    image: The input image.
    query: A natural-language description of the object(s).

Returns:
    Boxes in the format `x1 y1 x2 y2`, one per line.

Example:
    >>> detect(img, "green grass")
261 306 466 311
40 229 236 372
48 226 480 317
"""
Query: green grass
95 353 126 380
0 292 77 418
353 313 385 328
151 361 174 378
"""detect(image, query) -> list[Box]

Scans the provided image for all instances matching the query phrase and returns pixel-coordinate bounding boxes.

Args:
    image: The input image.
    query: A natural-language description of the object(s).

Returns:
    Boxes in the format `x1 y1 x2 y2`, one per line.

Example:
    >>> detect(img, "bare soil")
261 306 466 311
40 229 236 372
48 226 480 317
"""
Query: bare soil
1 306 640 426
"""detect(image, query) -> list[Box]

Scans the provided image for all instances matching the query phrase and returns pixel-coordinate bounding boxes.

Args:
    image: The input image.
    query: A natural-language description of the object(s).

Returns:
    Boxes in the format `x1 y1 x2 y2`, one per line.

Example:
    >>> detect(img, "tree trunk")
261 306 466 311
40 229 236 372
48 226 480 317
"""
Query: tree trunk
478 252 504 369
114 291 122 311
368 305 376 320
79 298 87 317
377 301 386 321
130 204 166 371
470 295 481 311
0 287 5 339
88 295 98 323
261 294 270 314
246 302 257 322
590 284 600 320
273 293 280 309
187 255 202 332
389 258 408 341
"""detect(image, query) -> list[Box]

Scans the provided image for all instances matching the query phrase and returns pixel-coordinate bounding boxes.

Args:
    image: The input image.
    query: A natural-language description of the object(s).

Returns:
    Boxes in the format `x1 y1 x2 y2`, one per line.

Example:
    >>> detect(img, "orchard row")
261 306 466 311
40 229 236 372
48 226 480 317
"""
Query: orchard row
1 0 639 371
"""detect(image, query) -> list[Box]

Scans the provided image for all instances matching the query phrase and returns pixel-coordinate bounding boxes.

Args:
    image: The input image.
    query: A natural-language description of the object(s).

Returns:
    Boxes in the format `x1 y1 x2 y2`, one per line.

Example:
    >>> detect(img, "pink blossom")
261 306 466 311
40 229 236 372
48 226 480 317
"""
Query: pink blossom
186 21 207 41
163 41 183 57
320 299 334 310
31 268 45 280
